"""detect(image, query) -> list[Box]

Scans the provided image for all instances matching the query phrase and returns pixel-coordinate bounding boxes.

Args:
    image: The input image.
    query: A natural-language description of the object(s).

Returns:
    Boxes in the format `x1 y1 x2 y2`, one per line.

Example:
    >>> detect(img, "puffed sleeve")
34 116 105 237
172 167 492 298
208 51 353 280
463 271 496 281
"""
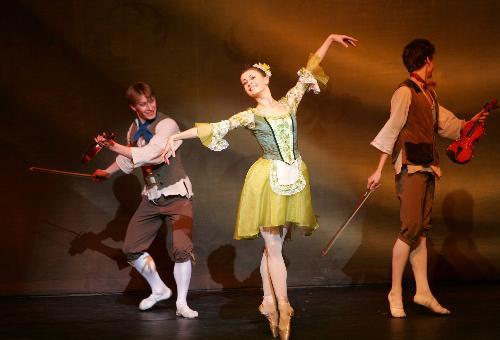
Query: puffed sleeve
370 87 412 154
283 54 329 112
437 105 465 140
195 110 255 151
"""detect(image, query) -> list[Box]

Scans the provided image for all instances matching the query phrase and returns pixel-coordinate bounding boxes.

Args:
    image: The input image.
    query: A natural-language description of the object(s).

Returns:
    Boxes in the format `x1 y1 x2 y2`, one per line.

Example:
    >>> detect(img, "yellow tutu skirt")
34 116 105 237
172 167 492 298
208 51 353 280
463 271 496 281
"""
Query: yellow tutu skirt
234 158 319 240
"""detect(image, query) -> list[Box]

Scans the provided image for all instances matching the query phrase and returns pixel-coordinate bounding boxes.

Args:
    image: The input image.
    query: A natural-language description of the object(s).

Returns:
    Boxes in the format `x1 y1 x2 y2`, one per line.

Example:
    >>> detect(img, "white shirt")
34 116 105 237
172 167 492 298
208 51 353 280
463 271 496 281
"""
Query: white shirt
115 117 193 200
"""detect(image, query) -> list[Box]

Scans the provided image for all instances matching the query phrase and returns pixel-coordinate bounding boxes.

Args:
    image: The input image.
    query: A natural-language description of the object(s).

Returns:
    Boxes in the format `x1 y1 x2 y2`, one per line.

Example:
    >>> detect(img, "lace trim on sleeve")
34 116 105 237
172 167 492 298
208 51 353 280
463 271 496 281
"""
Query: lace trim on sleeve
228 110 255 129
208 120 231 151
204 110 255 151
298 68 321 94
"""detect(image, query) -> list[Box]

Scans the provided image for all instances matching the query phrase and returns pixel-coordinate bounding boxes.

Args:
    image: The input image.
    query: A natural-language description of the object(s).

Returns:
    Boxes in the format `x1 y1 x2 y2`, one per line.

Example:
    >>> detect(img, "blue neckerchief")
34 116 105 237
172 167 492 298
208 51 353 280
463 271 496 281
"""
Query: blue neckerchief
133 118 155 143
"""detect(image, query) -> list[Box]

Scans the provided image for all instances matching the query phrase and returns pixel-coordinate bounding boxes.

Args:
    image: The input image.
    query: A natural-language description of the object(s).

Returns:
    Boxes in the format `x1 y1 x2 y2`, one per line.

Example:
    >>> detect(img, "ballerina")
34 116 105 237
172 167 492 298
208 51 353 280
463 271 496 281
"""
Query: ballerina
164 33 356 338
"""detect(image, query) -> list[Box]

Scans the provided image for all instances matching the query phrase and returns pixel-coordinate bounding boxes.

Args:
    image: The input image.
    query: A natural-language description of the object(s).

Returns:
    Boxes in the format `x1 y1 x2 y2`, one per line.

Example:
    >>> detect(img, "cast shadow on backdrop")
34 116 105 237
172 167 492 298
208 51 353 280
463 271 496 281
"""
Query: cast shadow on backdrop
207 243 290 320
429 189 497 281
68 174 176 302
342 201 393 285
207 244 261 319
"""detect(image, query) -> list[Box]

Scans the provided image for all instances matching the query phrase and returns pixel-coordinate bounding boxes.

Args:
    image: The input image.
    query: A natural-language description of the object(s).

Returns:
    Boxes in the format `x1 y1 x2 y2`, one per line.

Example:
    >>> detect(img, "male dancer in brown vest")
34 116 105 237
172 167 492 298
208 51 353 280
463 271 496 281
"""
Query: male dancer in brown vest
367 39 488 317
92 82 198 318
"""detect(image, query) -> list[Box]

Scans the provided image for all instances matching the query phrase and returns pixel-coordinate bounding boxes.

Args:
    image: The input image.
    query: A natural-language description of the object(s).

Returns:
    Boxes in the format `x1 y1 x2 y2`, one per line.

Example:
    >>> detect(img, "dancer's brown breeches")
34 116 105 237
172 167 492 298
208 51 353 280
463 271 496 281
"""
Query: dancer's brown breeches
123 195 193 263
396 169 435 246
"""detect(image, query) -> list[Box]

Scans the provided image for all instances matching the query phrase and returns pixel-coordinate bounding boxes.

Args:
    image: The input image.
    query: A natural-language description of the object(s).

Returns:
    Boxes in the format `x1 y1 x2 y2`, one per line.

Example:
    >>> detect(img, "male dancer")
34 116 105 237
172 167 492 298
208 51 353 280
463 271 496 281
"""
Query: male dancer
92 82 198 318
367 39 487 317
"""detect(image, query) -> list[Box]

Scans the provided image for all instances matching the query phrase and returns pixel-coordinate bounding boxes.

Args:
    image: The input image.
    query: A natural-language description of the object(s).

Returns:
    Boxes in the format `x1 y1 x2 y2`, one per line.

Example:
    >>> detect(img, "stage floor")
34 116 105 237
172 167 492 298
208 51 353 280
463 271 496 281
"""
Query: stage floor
1 283 499 339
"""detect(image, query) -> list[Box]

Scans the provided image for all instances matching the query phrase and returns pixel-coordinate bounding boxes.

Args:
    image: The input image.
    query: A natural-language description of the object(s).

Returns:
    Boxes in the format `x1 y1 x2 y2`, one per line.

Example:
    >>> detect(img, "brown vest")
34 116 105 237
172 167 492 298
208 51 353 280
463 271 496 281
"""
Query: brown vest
392 79 440 167
128 112 188 190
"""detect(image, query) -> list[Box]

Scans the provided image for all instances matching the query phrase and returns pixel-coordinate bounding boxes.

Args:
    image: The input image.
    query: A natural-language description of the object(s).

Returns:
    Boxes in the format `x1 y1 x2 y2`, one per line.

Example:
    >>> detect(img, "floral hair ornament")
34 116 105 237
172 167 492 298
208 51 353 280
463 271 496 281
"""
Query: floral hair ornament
252 62 272 78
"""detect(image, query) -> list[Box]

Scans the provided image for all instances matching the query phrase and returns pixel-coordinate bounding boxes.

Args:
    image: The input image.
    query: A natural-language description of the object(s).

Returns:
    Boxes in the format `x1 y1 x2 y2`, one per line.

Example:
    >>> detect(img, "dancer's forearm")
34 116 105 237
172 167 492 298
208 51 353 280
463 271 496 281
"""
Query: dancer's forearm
171 127 198 141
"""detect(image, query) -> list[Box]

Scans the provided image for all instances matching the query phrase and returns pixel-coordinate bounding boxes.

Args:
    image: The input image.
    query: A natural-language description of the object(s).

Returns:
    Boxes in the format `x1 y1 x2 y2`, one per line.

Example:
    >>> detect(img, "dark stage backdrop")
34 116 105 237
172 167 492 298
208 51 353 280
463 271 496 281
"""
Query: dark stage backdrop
1 0 499 295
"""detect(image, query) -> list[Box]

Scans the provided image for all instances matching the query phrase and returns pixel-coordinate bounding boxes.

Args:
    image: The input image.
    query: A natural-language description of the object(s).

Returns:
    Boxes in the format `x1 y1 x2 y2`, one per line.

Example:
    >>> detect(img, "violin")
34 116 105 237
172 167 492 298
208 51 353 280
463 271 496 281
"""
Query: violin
81 132 115 164
446 99 498 164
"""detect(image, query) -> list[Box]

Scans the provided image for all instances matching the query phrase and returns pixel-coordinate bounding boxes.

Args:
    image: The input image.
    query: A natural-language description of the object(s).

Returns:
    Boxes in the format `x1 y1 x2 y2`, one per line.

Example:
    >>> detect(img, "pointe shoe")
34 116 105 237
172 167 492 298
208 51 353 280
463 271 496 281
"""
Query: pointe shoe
259 300 279 338
139 287 172 311
387 292 406 318
278 301 294 340
176 303 199 318
413 294 451 315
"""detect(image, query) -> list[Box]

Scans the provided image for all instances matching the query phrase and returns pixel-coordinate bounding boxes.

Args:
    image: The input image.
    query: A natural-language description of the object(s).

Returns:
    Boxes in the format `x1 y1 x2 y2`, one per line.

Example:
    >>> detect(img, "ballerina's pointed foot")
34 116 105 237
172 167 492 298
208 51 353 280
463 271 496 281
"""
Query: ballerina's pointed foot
278 300 294 340
175 303 199 318
388 291 406 318
413 294 451 315
259 300 279 338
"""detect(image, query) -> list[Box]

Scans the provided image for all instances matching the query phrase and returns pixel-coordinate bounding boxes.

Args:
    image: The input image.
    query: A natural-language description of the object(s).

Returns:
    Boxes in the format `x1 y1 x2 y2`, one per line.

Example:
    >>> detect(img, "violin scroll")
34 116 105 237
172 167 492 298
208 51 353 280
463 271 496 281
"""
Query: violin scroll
484 99 498 113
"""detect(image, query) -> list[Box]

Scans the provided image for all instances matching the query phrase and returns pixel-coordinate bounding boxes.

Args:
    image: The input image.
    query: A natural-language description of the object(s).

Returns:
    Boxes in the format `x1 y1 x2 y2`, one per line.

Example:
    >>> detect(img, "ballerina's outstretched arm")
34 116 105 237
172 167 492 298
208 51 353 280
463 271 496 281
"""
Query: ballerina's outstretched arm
312 33 358 63
162 110 255 164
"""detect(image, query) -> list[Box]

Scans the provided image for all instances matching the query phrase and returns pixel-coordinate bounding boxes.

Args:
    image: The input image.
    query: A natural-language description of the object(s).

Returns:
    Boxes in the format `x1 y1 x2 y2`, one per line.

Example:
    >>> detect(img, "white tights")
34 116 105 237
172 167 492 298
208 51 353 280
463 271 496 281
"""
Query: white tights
260 227 288 302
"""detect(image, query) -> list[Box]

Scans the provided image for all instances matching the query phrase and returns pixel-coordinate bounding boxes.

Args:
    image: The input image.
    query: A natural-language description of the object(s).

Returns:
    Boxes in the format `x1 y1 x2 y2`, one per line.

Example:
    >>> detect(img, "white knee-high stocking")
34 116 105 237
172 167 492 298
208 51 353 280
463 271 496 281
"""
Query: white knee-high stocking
130 252 171 310
174 261 198 318
130 252 169 294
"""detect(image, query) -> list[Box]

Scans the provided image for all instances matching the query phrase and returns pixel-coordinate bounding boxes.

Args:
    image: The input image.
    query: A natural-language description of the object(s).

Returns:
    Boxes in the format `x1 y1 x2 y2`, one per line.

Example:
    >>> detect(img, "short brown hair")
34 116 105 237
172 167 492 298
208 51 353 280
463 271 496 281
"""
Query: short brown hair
126 82 155 105
402 39 435 72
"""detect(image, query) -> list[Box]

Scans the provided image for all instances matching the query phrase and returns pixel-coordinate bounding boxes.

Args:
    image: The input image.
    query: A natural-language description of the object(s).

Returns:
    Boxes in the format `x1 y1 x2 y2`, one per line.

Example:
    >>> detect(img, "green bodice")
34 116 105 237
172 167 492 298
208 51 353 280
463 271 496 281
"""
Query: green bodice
251 113 299 165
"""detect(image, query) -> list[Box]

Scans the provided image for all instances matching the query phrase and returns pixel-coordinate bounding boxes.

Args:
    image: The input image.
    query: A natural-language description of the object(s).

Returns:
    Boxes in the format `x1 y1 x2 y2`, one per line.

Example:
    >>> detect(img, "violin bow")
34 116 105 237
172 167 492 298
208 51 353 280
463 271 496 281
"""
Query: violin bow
322 188 374 256
29 167 92 178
